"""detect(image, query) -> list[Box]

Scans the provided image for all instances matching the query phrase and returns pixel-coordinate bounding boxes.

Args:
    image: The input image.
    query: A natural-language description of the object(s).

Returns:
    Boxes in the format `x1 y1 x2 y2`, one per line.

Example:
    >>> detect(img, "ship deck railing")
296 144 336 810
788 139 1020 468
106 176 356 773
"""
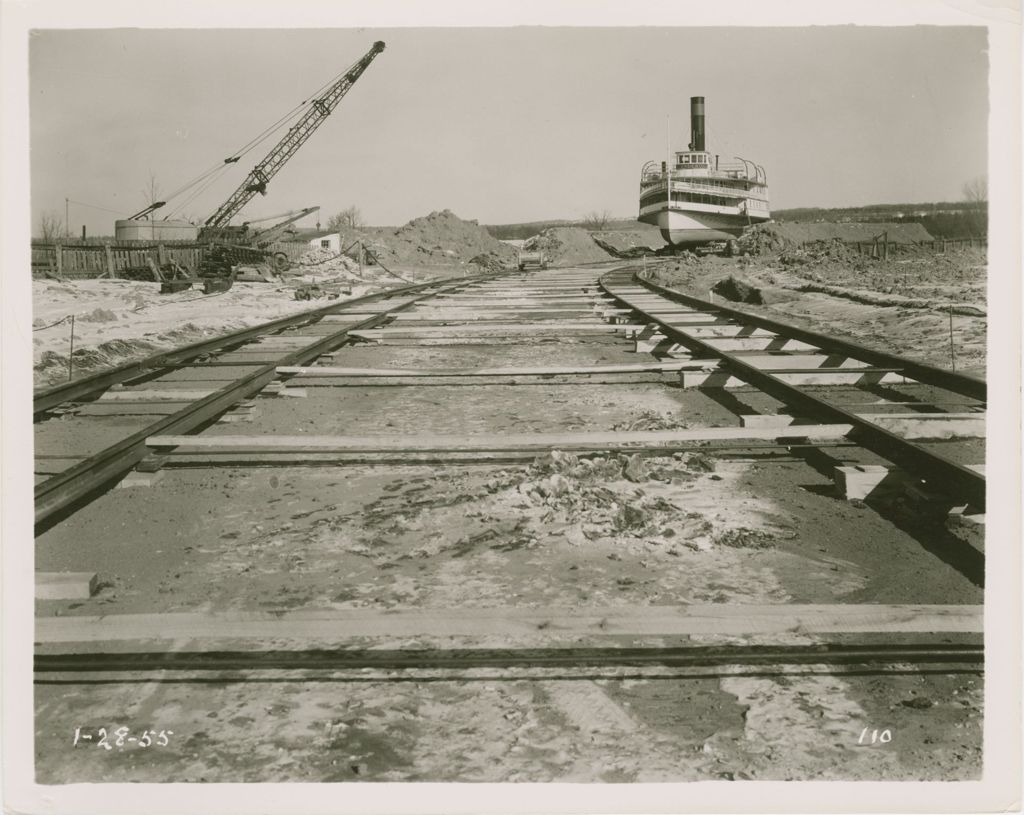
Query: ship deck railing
640 171 761 188
639 177 769 199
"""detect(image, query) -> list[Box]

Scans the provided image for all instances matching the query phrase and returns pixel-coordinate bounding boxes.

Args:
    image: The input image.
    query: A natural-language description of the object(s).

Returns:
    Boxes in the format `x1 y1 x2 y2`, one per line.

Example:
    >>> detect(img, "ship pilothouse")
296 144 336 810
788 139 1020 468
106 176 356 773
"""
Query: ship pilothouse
639 96 770 247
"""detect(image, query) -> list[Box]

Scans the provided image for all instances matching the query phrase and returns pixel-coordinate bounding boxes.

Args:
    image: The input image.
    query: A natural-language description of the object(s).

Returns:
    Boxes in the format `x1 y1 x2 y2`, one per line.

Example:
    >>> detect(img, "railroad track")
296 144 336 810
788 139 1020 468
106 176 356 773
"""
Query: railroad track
33 263 984 781
33 273 501 532
600 267 987 511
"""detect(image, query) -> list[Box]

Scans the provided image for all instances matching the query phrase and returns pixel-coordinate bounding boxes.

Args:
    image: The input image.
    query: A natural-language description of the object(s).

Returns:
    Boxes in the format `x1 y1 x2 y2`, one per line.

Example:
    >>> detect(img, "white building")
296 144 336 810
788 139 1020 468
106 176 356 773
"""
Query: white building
306 231 341 252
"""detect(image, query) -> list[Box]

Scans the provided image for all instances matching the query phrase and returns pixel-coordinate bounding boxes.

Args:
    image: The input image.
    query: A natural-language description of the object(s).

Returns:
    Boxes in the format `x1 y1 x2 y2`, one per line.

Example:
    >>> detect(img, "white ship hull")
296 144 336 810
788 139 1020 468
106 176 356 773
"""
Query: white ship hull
639 207 754 245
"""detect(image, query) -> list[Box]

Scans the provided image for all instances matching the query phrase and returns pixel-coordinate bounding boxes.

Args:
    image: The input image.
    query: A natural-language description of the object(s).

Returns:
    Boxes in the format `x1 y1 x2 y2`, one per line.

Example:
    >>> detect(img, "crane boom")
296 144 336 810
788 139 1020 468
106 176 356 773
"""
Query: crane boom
203 40 385 230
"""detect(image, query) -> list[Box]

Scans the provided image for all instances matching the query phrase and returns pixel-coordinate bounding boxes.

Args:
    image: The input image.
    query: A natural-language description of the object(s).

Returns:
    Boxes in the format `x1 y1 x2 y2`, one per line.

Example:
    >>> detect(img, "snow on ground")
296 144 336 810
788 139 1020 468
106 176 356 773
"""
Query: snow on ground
31 278 377 388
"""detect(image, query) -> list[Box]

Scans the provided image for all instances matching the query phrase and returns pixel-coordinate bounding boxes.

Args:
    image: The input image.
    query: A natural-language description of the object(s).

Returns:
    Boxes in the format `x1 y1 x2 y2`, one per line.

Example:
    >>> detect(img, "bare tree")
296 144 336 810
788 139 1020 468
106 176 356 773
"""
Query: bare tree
962 175 987 203
141 170 164 212
39 210 63 241
962 176 987 236
582 209 612 231
327 206 363 232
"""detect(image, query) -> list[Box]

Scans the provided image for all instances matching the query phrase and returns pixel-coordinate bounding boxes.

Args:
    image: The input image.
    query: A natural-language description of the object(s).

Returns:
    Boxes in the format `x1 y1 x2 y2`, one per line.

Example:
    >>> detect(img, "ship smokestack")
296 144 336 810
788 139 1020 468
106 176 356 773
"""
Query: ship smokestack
690 96 705 152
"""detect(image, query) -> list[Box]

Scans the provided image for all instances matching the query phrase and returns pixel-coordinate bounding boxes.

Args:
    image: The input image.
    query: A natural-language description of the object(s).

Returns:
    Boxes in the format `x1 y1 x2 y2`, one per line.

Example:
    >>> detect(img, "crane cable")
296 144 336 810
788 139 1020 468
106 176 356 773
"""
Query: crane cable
223 51 364 163
159 52 367 220
166 166 234 220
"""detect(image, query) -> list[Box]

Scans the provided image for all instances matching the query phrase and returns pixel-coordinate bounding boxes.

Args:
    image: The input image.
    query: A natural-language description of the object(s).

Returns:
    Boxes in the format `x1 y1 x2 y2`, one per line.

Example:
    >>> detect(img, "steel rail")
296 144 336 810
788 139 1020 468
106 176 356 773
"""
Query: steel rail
34 642 982 676
601 269 986 510
635 271 986 401
33 277 465 417
34 275 493 532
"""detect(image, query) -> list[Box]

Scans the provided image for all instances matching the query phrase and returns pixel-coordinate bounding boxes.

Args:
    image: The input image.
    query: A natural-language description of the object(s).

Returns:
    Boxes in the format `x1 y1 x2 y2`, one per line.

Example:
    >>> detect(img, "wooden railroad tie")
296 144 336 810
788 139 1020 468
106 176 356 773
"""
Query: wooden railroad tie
36 572 98 601
145 425 858 457
741 412 984 440
35 603 982 645
277 361 700 378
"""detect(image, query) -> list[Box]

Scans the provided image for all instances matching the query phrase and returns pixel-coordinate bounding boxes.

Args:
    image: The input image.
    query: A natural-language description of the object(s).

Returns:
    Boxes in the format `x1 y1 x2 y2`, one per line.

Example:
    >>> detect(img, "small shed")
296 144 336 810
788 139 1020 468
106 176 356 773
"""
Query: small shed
306 231 341 252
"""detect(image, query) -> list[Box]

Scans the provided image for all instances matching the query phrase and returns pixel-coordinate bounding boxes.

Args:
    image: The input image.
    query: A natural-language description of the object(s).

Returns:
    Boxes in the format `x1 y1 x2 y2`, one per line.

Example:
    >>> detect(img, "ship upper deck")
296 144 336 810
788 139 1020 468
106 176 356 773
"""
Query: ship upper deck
641 152 768 190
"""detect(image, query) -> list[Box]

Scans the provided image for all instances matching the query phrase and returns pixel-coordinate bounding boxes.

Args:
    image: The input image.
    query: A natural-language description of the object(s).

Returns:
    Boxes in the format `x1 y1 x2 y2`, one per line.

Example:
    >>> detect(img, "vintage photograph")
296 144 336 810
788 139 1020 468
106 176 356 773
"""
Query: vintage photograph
2 2 1020 812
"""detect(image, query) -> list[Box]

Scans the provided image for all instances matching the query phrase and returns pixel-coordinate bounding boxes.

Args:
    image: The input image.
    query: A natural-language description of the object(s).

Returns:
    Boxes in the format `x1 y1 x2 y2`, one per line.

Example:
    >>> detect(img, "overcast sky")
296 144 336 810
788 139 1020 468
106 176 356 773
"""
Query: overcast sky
29 26 988 234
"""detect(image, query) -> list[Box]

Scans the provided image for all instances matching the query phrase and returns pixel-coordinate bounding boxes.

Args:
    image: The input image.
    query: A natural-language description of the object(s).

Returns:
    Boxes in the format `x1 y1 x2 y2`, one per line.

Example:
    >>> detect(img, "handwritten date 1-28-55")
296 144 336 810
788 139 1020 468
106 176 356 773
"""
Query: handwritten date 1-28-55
72 727 174 750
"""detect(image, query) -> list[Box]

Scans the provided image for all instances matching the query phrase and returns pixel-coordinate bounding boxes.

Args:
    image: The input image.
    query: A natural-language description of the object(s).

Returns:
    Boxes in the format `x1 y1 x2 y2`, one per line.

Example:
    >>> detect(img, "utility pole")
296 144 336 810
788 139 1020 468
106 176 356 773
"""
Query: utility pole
65 197 70 239
948 305 956 371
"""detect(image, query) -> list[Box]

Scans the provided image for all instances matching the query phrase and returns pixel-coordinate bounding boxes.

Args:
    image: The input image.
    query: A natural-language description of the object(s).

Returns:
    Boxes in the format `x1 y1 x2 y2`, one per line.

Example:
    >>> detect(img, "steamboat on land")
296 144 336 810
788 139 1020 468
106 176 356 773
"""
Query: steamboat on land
639 96 770 248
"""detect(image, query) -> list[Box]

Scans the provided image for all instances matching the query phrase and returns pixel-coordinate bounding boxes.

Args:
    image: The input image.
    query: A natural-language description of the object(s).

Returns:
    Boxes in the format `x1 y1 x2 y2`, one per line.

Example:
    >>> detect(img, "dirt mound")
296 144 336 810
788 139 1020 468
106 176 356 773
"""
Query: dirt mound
354 210 518 270
738 224 794 254
524 227 615 265
710 274 801 307
593 228 667 259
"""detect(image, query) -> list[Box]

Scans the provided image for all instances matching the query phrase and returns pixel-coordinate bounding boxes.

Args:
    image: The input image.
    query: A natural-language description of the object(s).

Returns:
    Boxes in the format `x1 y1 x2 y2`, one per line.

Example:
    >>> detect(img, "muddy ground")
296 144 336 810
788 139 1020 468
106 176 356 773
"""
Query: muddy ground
34 266 983 782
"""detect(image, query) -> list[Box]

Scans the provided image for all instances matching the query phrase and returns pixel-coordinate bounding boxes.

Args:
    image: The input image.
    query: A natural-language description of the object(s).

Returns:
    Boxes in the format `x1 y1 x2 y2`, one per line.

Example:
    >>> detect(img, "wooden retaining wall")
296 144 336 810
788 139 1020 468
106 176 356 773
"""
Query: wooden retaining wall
31 240 310 280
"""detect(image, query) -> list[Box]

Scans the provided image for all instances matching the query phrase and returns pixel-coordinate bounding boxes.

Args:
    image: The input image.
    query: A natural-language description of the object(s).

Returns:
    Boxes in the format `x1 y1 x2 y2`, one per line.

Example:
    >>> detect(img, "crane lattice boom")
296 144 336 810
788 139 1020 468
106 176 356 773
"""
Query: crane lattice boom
204 40 385 229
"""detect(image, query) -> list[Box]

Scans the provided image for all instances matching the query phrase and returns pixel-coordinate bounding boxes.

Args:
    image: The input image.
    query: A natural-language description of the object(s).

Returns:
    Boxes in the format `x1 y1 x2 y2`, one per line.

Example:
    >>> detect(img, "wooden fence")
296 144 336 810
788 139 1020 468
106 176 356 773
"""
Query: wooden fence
31 239 310 280
854 236 986 260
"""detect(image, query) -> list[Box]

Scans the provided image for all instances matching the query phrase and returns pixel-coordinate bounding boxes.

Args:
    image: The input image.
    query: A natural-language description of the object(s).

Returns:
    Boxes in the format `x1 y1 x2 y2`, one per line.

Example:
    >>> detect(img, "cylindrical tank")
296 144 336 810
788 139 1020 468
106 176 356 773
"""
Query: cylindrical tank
114 219 199 241
690 96 705 152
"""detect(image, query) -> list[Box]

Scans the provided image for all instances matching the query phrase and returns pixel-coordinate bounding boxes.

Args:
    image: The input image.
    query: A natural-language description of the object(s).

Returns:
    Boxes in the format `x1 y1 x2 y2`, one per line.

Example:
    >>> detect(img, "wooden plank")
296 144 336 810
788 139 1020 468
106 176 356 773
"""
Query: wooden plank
76 404 186 417
438 288 598 296
36 572 97 601
34 604 983 645
392 317 606 327
670 326 777 338
399 309 596 318
702 355 874 371
350 323 646 337
147 425 857 453
155 444 858 467
278 361 697 378
429 298 608 306
468 290 599 296
697 337 821 352
680 370 907 388
741 412 985 440
98 389 215 402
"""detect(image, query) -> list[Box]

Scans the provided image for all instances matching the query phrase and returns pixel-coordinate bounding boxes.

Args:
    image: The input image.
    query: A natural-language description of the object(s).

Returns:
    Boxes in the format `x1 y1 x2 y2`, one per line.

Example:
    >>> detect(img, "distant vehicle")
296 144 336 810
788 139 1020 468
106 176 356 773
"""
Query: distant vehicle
517 248 548 270
639 96 770 248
